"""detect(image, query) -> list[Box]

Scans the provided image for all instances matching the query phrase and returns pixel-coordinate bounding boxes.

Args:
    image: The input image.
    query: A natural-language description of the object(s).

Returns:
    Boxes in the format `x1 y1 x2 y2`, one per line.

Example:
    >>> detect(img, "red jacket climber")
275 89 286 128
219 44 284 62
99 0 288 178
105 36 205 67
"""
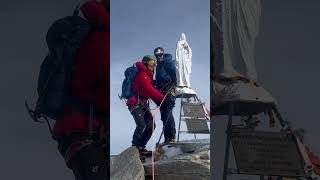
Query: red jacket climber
51 1 109 179
127 61 164 106
52 0 109 140
126 55 166 155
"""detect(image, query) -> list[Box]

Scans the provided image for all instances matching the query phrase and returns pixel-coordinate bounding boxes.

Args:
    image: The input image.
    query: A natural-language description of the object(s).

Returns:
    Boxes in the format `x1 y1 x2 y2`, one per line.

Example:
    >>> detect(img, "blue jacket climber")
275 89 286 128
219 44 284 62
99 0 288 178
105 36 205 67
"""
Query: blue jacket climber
155 50 177 90
154 47 177 144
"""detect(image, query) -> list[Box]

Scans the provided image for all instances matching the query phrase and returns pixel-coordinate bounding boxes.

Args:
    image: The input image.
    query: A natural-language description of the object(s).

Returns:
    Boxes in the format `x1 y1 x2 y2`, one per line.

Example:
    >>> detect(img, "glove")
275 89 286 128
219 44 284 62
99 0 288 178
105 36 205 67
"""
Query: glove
161 83 176 95
169 87 176 96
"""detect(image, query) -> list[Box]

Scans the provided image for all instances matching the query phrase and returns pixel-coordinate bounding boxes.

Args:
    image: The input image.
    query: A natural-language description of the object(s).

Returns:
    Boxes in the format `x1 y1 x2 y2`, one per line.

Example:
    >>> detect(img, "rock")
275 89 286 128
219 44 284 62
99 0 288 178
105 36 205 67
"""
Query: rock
110 147 145 180
144 139 210 180
144 160 209 180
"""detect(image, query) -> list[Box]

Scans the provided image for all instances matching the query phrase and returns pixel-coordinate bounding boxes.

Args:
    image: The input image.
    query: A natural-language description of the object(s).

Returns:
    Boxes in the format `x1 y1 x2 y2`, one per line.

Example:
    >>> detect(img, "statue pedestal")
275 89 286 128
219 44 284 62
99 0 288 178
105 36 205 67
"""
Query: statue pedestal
175 87 197 98
212 81 276 115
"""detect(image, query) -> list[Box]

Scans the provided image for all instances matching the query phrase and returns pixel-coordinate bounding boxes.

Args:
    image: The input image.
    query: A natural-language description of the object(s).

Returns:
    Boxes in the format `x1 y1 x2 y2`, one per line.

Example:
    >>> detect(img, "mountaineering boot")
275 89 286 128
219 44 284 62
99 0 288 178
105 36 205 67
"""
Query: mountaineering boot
138 147 152 157
168 138 177 144
164 138 177 145
139 155 146 163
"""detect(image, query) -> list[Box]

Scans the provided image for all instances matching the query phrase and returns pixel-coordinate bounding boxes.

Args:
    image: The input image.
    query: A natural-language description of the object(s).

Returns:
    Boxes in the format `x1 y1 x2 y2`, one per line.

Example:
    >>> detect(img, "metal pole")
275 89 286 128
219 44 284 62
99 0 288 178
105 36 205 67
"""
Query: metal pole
223 102 234 180
271 105 286 128
177 97 184 143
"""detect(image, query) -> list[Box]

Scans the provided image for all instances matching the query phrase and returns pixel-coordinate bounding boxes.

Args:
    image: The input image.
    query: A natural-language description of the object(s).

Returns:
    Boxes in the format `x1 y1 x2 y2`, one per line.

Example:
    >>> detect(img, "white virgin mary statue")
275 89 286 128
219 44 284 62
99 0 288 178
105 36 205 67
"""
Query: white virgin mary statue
212 0 276 109
175 33 196 95
220 0 261 82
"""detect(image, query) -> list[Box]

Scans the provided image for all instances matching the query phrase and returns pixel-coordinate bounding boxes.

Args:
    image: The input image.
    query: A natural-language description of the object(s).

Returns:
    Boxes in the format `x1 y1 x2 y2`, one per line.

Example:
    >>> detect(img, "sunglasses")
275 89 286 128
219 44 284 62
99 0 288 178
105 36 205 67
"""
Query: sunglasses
147 59 157 66
155 53 164 57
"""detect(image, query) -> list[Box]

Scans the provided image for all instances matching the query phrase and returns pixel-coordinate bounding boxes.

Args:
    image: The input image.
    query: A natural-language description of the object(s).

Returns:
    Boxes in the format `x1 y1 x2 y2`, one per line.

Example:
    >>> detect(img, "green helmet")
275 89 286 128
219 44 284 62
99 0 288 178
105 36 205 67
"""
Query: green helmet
142 55 157 66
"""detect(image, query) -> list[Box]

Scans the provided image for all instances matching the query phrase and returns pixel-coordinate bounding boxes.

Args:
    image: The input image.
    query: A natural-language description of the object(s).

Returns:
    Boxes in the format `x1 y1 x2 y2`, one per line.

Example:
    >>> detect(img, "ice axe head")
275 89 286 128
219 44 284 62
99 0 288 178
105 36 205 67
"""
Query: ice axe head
25 100 43 123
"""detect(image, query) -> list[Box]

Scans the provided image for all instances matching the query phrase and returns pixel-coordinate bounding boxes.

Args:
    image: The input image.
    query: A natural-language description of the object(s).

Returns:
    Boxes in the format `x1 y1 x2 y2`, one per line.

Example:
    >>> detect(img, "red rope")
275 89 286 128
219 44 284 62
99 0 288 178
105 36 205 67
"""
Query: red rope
151 109 158 180
150 86 172 180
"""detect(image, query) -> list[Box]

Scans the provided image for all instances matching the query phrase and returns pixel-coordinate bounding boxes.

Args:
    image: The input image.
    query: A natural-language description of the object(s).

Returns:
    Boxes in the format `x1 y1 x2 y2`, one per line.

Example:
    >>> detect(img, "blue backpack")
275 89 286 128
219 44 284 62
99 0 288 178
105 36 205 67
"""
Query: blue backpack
119 65 139 100
25 6 106 122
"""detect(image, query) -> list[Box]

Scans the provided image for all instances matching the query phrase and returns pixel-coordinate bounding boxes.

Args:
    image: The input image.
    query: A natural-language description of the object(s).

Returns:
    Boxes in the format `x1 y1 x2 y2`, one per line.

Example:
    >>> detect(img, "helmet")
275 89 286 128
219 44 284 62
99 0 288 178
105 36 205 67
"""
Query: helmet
142 55 157 66
154 47 164 56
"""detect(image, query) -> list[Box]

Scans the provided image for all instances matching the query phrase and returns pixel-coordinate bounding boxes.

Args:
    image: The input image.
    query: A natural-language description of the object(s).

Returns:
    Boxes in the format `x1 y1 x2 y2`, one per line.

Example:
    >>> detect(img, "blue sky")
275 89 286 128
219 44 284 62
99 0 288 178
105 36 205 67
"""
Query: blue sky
110 0 210 155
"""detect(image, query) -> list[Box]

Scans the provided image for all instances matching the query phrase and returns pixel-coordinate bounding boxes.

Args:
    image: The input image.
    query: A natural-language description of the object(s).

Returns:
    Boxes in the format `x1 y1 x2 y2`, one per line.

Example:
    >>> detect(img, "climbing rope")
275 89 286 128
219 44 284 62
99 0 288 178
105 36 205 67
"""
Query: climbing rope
150 86 172 180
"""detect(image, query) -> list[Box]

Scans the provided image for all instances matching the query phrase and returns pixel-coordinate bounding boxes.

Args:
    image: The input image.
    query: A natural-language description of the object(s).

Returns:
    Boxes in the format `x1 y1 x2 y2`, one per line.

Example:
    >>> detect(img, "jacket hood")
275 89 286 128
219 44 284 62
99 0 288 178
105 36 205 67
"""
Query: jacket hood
80 0 107 28
136 61 154 77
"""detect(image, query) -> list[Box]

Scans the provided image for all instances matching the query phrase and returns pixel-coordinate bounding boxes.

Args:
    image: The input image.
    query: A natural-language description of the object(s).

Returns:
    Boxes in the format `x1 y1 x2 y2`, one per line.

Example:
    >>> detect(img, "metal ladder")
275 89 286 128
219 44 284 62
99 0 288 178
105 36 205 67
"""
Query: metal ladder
176 94 210 143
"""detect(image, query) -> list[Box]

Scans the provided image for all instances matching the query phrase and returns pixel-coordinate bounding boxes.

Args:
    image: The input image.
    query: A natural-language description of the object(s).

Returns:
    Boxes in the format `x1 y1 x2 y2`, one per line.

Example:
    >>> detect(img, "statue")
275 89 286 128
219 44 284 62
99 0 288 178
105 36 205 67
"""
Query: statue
175 33 196 95
214 0 261 82
212 0 276 110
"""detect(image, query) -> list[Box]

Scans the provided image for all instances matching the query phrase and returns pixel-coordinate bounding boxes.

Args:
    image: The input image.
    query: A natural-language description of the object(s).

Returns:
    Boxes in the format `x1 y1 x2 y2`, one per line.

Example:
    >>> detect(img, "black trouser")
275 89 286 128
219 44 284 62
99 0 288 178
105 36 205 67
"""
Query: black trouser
160 86 176 141
129 105 155 148
58 133 109 180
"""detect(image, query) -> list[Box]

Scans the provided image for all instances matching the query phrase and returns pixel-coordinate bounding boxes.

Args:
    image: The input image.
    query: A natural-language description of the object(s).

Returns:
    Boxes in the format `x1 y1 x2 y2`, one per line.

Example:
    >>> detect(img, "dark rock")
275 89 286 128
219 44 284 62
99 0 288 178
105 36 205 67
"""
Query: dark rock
110 147 145 180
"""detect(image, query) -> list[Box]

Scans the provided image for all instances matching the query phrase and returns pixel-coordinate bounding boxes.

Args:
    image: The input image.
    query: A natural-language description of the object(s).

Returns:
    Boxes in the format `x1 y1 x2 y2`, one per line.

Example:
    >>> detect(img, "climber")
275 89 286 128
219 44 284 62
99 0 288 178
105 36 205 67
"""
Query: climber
126 55 171 155
51 1 110 179
154 47 177 144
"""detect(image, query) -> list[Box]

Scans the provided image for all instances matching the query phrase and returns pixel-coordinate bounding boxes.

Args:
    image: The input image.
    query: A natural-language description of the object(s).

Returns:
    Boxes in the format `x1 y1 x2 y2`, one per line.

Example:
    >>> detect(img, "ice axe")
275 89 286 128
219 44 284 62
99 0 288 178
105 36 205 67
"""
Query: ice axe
25 100 42 123
25 100 53 135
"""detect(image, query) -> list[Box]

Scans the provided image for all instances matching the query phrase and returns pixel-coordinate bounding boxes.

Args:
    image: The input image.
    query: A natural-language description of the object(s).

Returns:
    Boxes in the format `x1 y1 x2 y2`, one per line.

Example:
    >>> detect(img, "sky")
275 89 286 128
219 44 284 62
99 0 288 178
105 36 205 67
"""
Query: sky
212 0 320 179
110 0 210 155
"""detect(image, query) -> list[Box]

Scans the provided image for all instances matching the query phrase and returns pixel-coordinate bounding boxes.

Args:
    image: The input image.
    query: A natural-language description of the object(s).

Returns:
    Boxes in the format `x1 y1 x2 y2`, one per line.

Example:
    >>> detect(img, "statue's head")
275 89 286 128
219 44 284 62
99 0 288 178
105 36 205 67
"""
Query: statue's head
180 33 186 42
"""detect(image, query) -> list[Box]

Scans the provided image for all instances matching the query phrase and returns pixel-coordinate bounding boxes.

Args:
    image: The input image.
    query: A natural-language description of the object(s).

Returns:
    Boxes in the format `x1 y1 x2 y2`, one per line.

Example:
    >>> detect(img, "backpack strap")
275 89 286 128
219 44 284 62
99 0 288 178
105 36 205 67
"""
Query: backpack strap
69 97 107 139
88 103 93 136
88 103 106 142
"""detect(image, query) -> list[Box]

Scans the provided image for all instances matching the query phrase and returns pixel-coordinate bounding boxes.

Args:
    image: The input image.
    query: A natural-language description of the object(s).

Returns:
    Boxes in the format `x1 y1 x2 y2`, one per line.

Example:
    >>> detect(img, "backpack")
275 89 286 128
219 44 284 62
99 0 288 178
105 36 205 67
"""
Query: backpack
119 65 139 100
26 6 105 122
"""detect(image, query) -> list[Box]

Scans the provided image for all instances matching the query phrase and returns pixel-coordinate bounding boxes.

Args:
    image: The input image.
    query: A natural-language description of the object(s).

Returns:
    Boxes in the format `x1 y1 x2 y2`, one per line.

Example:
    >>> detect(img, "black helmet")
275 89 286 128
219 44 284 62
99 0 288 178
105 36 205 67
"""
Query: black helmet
153 47 164 56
